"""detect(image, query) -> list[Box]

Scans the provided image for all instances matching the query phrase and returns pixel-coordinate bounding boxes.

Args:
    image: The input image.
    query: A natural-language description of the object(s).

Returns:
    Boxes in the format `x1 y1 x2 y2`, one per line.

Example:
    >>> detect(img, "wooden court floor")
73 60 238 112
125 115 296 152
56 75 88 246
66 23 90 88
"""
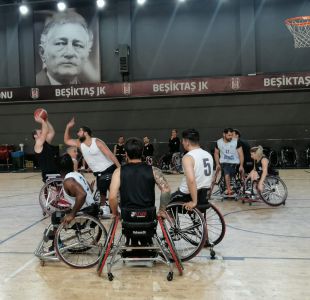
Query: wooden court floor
0 170 310 300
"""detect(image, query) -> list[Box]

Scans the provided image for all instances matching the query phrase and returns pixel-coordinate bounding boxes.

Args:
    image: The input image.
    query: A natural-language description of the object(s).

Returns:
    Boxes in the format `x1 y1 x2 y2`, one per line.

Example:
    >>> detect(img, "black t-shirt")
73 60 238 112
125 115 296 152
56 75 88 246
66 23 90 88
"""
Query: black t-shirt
169 137 180 153
37 141 59 174
120 163 155 209
143 144 154 157
239 138 251 163
115 144 125 156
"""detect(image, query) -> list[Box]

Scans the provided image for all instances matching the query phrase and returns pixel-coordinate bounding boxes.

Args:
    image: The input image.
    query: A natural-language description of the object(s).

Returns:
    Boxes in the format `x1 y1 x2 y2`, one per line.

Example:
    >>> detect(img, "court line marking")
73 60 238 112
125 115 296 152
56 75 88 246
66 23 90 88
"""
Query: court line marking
226 224 310 239
0 192 37 200
0 217 47 246
3 256 37 283
0 203 38 209
197 255 310 261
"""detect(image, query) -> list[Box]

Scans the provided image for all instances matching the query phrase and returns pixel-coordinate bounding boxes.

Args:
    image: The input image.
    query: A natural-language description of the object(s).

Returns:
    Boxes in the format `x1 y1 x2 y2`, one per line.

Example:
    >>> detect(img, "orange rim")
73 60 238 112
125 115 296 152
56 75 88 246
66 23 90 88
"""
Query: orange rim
285 16 310 26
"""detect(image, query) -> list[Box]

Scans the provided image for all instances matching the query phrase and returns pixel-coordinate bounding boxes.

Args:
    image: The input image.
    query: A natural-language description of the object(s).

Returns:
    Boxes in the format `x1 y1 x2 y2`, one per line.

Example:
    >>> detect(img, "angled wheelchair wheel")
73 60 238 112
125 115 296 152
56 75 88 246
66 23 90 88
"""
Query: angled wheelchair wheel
259 175 288 206
158 216 183 276
203 204 226 246
165 202 207 262
39 178 69 215
210 176 225 200
55 215 107 268
97 216 119 276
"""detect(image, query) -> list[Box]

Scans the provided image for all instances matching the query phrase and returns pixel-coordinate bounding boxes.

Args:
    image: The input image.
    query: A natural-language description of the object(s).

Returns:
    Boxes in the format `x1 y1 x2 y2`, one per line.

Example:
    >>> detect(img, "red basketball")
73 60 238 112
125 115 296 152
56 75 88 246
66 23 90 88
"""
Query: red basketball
34 108 48 121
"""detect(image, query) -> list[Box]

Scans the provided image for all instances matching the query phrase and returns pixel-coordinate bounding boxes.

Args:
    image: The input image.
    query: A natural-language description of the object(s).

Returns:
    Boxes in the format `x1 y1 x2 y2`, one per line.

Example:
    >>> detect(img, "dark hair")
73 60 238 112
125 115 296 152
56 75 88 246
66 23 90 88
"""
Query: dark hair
125 137 143 159
59 153 74 175
223 127 234 134
233 128 241 137
81 126 92 136
182 128 200 144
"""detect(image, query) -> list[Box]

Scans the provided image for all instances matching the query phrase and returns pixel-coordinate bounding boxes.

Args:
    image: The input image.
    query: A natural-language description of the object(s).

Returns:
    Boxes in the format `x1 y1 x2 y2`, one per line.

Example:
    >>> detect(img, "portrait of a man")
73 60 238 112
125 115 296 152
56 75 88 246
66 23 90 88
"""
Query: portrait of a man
35 9 100 86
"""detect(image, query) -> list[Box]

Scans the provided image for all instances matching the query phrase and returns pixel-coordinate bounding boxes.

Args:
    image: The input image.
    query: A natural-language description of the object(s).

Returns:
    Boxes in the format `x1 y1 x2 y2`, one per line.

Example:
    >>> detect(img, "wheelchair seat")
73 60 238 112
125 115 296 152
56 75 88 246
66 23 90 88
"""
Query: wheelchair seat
97 206 184 281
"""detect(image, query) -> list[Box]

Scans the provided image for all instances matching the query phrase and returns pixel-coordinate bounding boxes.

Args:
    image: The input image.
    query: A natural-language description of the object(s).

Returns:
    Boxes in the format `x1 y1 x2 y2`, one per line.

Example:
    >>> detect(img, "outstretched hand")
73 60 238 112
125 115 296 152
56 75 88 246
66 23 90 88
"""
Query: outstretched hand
34 115 45 124
67 117 75 128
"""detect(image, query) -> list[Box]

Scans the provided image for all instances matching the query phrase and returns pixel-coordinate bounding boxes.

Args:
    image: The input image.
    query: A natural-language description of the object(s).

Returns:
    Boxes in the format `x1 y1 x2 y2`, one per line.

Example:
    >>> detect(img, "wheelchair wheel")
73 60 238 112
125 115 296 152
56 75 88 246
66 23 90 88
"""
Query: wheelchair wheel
203 204 226 246
158 216 183 276
39 178 69 215
97 216 119 276
259 175 288 206
55 215 107 268
164 202 207 262
210 176 225 199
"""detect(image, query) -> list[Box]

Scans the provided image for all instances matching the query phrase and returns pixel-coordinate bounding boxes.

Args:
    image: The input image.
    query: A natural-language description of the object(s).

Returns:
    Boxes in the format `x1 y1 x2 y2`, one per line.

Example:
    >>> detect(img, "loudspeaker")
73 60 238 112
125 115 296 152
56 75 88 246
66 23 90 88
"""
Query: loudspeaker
118 44 130 73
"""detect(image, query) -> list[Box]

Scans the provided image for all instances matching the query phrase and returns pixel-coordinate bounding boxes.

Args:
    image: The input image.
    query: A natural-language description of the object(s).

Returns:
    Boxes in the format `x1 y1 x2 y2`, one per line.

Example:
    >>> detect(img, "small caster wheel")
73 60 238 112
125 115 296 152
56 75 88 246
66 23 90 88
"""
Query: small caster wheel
108 273 114 281
40 260 45 266
210 250 216 259
167 272 173 281
242 200 245 204
283 201 286 206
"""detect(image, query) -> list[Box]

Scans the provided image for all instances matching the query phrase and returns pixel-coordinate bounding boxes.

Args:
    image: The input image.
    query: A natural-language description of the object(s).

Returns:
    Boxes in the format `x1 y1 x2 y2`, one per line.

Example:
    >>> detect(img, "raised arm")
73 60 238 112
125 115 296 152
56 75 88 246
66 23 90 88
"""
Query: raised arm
34 116 48 154
182 155 197 210
64 117 80 147
96 139 121 168
46 119 55 144
152 167 171 213
109 168 121 216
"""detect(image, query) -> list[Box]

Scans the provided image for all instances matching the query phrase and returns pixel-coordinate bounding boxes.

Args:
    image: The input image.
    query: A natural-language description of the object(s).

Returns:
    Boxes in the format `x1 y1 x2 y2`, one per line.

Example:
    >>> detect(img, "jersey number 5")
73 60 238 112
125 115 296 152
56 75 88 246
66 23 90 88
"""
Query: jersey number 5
203 158 211 176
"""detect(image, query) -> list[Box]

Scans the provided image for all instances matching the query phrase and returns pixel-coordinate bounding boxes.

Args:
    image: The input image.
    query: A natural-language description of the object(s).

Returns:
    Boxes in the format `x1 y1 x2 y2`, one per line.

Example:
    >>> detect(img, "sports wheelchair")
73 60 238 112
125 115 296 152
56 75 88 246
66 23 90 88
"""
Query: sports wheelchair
38 174 102 216
210 169 243 200
158 152 183 173
240 173 288 206
97 206 184 281
35 207 107 268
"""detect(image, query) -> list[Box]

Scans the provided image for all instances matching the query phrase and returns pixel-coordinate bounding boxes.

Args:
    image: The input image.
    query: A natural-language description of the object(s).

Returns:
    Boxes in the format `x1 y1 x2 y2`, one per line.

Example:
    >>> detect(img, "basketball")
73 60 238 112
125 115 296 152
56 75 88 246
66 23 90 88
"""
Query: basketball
34 108 48 121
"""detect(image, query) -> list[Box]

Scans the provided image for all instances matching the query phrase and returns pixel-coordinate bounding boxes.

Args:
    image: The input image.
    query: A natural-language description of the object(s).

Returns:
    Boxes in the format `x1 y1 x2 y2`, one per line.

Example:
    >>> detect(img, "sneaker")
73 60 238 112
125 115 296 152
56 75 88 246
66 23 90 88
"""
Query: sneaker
100 205 111 218
244 190 252 195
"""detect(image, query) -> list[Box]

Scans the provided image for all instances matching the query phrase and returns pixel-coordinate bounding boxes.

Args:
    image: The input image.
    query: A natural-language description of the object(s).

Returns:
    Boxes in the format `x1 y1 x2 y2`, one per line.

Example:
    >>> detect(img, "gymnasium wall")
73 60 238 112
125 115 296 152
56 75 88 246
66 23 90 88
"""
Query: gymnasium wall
0 0 309 156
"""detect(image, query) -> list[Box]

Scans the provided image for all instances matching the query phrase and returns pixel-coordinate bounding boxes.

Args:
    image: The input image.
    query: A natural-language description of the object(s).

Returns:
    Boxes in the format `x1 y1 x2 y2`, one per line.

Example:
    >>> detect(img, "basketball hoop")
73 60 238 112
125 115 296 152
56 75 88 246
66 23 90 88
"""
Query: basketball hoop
285 16 310 48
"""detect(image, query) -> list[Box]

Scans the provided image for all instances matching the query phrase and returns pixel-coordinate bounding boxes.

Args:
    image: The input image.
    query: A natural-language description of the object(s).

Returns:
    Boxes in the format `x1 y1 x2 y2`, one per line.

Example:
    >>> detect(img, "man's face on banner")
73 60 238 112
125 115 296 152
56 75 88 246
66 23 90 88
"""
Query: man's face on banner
41 23 90 83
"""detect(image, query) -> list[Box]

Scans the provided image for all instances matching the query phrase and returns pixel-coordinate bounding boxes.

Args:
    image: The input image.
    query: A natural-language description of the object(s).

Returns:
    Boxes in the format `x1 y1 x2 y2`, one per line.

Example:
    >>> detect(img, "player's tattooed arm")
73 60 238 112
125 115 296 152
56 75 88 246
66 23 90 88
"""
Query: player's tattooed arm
153 167 171 211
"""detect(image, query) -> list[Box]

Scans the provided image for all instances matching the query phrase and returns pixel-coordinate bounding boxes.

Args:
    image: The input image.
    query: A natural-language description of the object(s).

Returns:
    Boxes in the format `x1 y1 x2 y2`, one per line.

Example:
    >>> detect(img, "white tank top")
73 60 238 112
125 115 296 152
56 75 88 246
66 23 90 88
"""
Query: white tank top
80 138 113 172
217 138 240 164
63 172 95 209
179 148 214 194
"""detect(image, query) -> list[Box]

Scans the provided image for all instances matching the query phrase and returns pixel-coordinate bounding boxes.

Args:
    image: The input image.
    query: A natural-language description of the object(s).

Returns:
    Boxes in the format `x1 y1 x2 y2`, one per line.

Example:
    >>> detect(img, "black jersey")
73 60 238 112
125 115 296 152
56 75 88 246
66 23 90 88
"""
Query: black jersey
143 144 154 157
255 156 268 175
115 143 125 163
169 137 180 153
37 141 59 179
120 163 155 209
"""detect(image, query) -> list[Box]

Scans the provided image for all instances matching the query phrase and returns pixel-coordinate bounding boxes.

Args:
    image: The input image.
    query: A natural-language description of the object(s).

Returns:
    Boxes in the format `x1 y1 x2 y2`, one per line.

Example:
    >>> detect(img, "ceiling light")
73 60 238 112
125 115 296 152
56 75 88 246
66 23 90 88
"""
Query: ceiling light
57 1 67 12
137 0 146 6
19 4 29 15
96 0 106 9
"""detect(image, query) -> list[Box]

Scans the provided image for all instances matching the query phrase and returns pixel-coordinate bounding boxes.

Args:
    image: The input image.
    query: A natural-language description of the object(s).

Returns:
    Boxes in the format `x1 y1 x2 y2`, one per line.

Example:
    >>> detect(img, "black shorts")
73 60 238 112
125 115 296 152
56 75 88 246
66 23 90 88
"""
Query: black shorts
221 163 238 176
170 188 210 207
94 164 117 195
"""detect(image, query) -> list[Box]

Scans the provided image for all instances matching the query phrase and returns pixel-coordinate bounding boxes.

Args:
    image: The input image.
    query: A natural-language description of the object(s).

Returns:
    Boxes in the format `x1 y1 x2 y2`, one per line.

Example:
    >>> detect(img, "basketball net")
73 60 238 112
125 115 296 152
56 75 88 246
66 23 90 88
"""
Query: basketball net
285 16 310 48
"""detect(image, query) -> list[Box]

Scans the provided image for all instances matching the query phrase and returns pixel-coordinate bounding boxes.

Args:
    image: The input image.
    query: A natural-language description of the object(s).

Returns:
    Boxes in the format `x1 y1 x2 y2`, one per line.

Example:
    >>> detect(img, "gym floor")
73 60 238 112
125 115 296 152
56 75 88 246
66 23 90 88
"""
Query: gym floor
0 170 309 300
